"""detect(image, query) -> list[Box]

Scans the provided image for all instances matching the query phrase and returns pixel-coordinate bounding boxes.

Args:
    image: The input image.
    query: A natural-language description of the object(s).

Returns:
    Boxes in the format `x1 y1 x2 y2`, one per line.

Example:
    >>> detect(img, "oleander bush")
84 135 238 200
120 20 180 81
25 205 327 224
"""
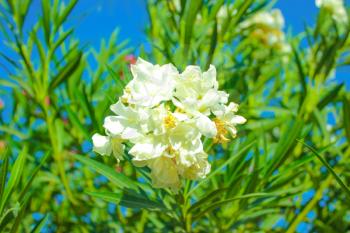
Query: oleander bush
1 0 350 232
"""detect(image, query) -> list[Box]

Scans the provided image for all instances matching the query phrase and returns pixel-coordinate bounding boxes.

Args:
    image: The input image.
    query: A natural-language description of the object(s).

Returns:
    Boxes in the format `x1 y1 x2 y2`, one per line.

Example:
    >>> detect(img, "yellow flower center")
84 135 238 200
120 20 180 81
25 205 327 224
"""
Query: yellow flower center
175 108 185 113
121 87 132 104
164 114 176 129
124 87 131 94
165 145 177 155
213 118 229 144
121 96 128 104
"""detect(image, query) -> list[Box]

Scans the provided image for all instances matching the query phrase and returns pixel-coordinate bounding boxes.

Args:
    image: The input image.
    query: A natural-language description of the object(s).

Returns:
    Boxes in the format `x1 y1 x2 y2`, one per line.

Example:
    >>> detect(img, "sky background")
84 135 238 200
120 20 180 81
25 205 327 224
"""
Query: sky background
20 0 348 48
0 2 344 231
70 0 322 48
55 0 350 88
1 0 349 94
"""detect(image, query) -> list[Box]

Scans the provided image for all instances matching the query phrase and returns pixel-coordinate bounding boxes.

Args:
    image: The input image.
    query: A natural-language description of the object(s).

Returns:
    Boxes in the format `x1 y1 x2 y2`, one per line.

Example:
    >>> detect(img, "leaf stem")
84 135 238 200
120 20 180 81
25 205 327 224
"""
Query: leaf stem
45 106 77 205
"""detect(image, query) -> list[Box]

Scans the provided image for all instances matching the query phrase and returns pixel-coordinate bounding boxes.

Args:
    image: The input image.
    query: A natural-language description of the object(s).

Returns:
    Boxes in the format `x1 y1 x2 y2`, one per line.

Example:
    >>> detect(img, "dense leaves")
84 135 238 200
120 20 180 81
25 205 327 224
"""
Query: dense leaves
0 0 349 232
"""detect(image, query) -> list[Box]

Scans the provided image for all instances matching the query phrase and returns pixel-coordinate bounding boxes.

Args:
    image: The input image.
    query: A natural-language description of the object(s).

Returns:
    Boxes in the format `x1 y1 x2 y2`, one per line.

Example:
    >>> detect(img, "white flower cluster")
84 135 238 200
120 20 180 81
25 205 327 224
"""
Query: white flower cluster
92 58 246 191
316 0 348 25
239 9 291 54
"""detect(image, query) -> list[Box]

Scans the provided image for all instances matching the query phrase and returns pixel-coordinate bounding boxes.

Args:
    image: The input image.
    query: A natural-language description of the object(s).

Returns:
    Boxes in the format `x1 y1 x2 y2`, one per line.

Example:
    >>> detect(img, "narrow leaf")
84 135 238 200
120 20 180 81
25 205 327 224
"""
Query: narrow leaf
188 140 256 196
0 146 27 215
30 215 49 233
86 191 122 204
193 193 273 220
49 51 82 91
74 154 138 190
297 140 350 197
343 95 350 143
317 84 343 109
119 190 167 210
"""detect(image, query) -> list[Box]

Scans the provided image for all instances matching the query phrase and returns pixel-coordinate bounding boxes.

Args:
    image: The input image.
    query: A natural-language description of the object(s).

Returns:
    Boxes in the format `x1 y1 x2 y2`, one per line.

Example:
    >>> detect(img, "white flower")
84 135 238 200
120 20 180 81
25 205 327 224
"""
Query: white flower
173 65 219 113
169 121 202 152
173 65 227 137
148 156 181 192
195 113 217 138
217 4 237 32
239 9 291 57
129 135 168 166
92 133 125 161
316 0 348 24
92 58 246 191
240 9 284 30
177 151 211 180
212 102 246 143
104 100 151 142
122 58 178 107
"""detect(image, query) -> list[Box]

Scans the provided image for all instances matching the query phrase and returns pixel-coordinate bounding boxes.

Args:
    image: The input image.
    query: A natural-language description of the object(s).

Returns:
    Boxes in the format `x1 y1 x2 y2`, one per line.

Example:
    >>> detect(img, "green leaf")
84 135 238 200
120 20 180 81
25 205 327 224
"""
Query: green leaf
9 199 29 233
205 20 217 69
74 154 138 190
86 188 165 211
31 26 46 66
80 87 100 131
0 154 9 203
0 204 17 231
9 0 33 32
343 95 350 143
56 0 78 29
297 140 350 198
193 193 273 220
51 28 74 55
0 52 19 68
188 187 229 213
119 190 167 210
292 44 307 104
30 215 49 233
106 64 126 92
0 125 29 140
49 51 82 91
86 191 122 204
18 152 50 202
64 105 90 139
264 118 304 177
181 0 202 59
0 146 27 215
41 0 51 45
208 0 225 20
187 140 256 196
317 84 343 109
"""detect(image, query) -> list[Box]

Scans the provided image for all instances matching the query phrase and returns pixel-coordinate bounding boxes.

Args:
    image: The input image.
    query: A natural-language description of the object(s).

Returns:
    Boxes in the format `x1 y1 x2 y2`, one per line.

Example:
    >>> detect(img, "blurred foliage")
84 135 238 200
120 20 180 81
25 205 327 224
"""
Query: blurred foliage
0 0 350 232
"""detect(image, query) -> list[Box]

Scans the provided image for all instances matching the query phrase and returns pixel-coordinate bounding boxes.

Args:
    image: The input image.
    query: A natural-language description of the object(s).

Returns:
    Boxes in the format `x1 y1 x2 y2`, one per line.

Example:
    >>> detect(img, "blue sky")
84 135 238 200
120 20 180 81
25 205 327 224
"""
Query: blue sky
4 0 349 53
70 0 320 48
2 0 350 52
69 0 348 47
70 0 349 89
1 0 349 89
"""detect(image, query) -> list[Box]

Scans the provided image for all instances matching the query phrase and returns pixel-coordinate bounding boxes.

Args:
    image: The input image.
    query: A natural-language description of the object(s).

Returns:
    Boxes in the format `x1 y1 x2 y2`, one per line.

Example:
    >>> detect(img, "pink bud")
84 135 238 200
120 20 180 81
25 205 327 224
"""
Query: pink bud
0 99 4 110
70 148 79 154
62 117 69 125
124 54 136 65
0 140 6 151
115 165 123 173
44 96 50 106
119 70 124 80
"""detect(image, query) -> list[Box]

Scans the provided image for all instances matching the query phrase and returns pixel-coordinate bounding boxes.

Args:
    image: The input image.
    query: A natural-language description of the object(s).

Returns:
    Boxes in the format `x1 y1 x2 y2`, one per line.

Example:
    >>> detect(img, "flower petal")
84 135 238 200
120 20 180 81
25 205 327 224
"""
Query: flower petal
92 133 111 156
103 116 124 135
231 115 247 125
196 114 217 138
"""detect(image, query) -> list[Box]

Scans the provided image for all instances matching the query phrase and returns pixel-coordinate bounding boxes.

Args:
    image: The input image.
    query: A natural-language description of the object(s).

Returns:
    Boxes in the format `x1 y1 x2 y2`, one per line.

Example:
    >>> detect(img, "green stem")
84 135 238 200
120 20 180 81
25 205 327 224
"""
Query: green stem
180 181 192 232
45 107 77 205
285 176 332 233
